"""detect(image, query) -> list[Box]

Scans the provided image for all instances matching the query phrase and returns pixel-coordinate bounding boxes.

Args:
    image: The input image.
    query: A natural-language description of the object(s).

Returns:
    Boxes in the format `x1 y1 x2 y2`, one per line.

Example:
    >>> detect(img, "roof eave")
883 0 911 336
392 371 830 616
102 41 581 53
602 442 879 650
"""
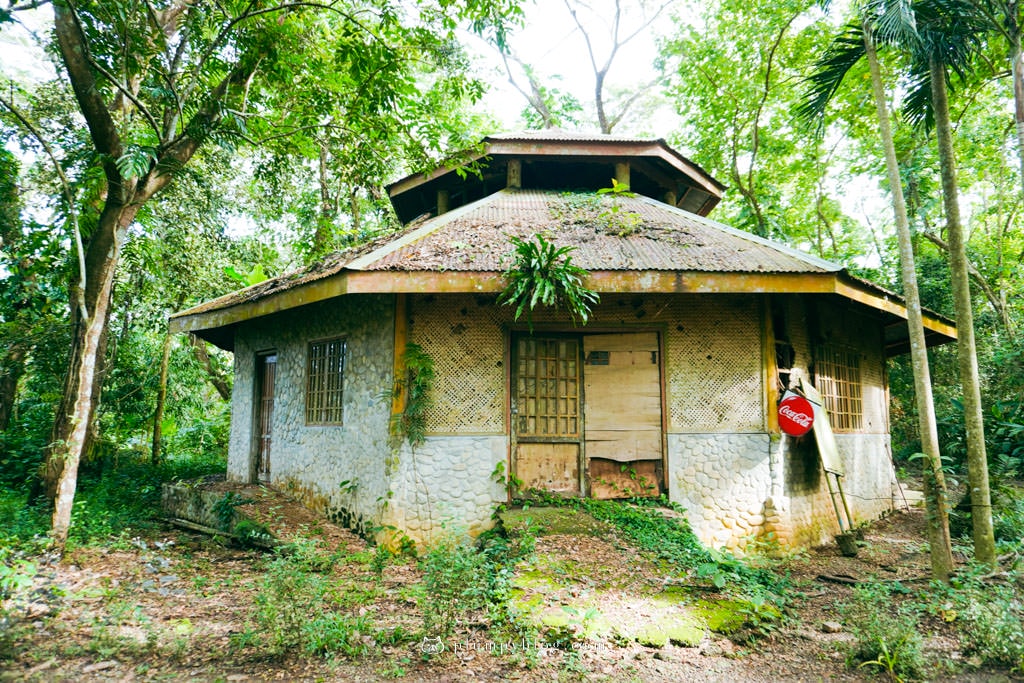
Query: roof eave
169 268 956 352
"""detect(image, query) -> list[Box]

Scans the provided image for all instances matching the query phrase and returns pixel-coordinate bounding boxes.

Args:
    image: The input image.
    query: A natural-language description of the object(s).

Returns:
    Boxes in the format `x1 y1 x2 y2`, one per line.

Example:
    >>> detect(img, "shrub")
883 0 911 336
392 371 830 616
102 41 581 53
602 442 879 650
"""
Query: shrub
419 535 491 638
957 583 1024 672
252 551 330 655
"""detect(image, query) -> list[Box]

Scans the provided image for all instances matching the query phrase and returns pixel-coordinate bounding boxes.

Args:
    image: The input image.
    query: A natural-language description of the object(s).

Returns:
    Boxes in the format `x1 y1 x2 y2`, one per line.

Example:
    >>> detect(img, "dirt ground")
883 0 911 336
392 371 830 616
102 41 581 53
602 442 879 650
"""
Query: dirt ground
1 483 1019 682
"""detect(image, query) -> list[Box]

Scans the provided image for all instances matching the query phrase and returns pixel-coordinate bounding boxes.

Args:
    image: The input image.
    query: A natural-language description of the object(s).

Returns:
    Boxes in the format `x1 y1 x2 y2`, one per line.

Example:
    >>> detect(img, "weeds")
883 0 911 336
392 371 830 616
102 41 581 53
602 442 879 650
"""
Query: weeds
842 583 925 681
419 535 491 638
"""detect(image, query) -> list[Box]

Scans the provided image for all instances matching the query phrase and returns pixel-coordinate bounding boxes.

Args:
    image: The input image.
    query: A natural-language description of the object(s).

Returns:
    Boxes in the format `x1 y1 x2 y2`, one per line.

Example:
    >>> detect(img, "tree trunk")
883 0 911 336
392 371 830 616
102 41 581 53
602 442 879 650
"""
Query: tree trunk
0 343 27 433
1009 21 1024 201
50 204 132 551
865 26 954 580
929 55 996 567
151 328 174 464
188 334 231 401
41 211 124 501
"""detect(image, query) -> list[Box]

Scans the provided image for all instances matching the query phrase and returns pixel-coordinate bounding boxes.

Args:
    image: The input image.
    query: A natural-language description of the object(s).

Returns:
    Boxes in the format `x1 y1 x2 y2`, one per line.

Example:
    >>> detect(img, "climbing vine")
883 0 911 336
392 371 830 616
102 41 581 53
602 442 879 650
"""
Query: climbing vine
388 343 436 450
498 233 599 331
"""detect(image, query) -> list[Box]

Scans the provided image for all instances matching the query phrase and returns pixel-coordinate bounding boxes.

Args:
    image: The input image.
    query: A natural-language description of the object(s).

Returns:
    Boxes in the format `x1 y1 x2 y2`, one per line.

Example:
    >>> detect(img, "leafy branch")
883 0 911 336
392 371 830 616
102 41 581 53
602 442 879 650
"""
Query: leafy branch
388 343 435 450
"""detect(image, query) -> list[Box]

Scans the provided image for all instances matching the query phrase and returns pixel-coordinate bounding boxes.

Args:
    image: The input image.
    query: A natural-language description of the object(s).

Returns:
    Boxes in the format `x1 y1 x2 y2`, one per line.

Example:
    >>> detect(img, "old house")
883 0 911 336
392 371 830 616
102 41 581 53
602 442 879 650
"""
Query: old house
170 131 955 551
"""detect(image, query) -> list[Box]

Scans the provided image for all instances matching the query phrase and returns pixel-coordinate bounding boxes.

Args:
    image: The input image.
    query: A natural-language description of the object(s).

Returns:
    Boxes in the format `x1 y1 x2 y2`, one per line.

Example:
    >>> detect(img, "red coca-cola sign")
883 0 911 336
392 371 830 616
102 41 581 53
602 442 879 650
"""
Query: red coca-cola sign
778 394 815 436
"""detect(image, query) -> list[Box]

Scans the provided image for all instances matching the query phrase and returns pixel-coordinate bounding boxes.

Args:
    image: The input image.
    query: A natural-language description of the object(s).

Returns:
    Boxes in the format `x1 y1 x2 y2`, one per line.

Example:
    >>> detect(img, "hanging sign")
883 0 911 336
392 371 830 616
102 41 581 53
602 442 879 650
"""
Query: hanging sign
778 393 815 437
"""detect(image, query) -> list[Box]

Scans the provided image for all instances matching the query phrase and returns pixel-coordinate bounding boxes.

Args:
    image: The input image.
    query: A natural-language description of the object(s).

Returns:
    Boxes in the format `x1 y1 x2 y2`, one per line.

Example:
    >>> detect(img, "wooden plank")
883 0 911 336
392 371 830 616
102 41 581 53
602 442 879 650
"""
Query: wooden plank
589 459 659 499
583 333 662 463
516 443 580 495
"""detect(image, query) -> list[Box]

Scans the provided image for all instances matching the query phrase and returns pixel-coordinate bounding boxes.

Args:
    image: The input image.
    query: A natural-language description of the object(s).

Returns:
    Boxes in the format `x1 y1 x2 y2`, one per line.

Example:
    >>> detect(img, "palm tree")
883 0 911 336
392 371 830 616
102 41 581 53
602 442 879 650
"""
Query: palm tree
798 0 955 580
909 0 997 566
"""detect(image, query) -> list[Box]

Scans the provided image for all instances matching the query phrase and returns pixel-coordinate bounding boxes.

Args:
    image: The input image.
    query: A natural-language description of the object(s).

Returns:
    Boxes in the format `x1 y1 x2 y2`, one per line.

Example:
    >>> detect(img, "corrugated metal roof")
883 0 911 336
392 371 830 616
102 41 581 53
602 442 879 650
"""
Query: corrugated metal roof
362 190 838 274
485 129 661 144
172 189 840 322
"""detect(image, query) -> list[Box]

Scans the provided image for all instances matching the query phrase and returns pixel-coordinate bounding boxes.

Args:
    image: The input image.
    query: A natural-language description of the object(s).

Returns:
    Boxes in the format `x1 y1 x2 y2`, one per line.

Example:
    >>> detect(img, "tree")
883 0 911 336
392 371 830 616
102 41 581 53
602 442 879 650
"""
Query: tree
495 0 669 133
0 0 520 552
799 0 956 579
661 0 872 252
911 0 996 565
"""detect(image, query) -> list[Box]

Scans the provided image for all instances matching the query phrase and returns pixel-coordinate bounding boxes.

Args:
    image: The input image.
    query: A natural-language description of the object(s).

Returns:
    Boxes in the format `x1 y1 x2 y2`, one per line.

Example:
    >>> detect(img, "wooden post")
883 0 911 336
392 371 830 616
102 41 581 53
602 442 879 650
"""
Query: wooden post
391 294 408 418
436 190 449 215
507 159 522 189
664 190 677 207
615 162 630 188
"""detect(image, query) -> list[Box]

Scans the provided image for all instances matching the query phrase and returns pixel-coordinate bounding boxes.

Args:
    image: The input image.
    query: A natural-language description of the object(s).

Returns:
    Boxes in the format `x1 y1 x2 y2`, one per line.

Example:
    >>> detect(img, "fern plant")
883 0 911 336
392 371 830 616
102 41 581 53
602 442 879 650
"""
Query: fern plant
498 234 599 331
388 343 435 450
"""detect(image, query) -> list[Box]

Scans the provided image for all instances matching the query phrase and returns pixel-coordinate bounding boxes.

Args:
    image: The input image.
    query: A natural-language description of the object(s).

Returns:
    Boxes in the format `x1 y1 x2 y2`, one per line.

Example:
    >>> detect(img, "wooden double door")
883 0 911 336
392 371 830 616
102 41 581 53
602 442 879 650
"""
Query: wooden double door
511 332 663 499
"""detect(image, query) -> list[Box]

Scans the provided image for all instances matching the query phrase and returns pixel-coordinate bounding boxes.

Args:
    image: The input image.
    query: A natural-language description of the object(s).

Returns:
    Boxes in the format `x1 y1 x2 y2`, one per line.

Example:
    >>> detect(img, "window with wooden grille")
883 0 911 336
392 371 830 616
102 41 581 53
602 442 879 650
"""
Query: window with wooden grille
815 345 862 431
306 337 346 425
514 337 579 438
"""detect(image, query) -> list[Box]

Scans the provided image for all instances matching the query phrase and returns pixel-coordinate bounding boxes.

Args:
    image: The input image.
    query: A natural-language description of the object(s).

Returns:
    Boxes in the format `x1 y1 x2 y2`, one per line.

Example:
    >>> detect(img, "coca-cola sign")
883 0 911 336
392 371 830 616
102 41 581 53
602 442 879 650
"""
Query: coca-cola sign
778 394 815 436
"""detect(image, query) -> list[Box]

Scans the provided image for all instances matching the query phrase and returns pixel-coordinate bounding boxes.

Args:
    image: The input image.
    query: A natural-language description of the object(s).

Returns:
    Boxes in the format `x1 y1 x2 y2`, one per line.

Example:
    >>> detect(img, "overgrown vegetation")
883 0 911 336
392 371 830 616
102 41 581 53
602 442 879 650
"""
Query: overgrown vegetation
515 492 790 618
387 343 436 450
498 233 599 331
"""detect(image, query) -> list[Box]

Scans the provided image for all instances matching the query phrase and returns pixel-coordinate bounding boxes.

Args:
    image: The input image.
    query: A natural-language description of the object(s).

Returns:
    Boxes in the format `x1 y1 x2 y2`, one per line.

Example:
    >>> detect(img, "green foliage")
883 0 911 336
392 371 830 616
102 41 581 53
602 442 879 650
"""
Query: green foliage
842 583 926 681
0 547 39 659
303 613 376 659
249 550 332 656
223 264 269 288
596 179 641 236
957 584 1024 672
388 344 436 450
213 492 252 532
0 452 223 552
419 535 491 638
498 233 599 332
514 492 788 616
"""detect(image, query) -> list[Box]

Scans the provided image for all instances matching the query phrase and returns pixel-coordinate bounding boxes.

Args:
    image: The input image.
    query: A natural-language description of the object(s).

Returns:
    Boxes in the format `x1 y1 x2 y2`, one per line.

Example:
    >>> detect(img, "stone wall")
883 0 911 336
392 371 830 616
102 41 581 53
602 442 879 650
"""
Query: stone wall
666 434 772 550
227 295 395 534
382 435 508 545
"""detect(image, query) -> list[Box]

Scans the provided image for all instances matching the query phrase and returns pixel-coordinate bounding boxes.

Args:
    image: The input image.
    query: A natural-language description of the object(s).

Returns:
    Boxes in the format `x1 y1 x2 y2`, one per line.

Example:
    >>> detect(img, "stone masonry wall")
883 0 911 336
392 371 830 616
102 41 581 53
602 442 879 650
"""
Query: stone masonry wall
227 295 395 533
666 434 772 551
381 435 508 546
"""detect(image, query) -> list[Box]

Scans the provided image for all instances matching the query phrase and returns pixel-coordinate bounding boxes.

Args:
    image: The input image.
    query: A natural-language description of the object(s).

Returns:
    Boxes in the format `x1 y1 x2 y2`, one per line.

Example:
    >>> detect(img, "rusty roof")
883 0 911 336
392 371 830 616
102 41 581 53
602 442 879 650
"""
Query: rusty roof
172 189 839 324
359 190 837 274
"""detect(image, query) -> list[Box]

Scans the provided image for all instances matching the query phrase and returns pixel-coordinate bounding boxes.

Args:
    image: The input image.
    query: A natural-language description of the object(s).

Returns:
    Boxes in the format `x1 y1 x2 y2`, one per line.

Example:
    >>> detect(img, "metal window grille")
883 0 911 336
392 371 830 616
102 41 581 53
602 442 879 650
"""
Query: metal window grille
815 345 862 431
515 337 579 437
306 338 346 424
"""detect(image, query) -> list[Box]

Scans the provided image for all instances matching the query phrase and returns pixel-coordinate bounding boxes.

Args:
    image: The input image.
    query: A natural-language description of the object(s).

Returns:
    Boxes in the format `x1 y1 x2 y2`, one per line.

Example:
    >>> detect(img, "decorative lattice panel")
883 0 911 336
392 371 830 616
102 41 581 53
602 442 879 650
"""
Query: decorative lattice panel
665 297 765 432
410 294 507 434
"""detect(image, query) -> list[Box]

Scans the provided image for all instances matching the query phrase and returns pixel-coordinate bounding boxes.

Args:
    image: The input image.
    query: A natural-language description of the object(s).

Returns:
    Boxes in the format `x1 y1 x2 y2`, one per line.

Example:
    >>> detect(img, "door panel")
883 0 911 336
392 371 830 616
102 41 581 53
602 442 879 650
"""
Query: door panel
512 337 581 495
583 333 661 463
516 443 580 495
583 333 662 499
255 353 277 482
589 458 659 499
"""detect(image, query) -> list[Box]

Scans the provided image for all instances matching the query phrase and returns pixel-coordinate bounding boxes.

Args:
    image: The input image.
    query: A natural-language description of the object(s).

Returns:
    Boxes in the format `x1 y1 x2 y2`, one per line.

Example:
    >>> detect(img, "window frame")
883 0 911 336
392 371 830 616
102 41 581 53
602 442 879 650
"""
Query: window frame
305 336 347 426
814 344 863 432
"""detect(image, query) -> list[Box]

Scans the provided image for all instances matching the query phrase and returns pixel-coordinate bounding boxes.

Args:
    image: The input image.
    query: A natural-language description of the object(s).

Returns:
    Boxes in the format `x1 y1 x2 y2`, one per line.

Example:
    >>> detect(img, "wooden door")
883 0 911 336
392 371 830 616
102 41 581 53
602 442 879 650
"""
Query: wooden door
512 337 581 495
583 333 662 498
255 353 277 482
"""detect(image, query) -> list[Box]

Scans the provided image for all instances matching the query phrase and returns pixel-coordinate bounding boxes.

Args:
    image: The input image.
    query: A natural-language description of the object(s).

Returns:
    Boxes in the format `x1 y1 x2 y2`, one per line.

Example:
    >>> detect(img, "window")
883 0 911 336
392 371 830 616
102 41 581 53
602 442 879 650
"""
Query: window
306 338 346 424
815 345 862 431
515 337 579 437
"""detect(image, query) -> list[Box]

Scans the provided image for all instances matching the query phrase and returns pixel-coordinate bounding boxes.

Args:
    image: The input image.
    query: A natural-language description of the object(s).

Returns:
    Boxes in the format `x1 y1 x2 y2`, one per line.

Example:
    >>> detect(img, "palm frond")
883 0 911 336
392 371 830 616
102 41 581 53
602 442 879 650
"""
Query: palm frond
797 24 867 133
872 0 920 48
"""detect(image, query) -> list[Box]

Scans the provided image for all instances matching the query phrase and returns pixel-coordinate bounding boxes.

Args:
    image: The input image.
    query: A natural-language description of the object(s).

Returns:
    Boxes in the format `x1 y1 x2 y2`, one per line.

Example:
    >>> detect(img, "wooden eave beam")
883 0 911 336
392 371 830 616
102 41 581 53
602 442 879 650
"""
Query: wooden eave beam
483 140 724 197
170 268 956 348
